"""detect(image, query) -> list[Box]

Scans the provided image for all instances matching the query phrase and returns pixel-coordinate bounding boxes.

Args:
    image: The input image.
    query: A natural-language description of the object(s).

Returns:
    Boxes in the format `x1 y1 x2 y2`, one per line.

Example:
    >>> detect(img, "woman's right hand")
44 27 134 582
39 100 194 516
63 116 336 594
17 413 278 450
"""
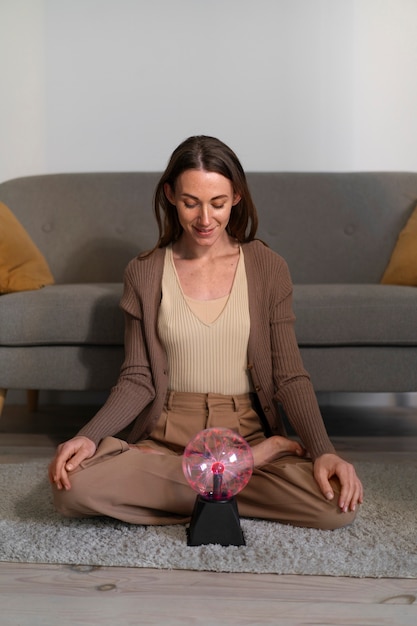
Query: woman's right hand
48 436 96 491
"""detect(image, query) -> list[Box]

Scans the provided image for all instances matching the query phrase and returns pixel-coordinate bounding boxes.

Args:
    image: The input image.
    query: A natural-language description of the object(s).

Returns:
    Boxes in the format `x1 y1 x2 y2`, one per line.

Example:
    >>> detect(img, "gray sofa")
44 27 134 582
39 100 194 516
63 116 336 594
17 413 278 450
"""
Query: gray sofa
1 171 417 414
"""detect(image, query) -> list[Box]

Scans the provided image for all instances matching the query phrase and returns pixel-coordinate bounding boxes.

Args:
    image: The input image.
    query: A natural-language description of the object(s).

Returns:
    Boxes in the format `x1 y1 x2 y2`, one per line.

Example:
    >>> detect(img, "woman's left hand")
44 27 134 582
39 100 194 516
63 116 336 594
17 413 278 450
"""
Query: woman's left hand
313 453 364 512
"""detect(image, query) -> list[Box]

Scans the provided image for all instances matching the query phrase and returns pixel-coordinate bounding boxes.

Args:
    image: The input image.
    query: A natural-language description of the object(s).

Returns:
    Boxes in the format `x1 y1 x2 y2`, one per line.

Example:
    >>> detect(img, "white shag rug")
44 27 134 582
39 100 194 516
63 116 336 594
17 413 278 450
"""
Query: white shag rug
0 459 416 578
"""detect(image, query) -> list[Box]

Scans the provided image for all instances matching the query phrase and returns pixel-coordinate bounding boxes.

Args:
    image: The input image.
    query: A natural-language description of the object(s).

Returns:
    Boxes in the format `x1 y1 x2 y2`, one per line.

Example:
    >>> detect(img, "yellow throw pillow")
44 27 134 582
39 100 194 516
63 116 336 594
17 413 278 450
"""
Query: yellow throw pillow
381 204 417 286
0 201 54 294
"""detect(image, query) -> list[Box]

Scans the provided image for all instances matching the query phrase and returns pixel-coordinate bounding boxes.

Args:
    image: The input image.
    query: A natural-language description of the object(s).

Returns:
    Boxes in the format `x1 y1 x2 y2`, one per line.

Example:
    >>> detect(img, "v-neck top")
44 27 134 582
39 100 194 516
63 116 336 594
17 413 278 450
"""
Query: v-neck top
158 245 252 394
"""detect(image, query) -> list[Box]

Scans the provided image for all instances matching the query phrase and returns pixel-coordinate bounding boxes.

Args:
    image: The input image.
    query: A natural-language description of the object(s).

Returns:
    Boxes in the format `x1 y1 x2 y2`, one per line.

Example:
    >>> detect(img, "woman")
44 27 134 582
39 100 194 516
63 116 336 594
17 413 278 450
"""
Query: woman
49 135 363 529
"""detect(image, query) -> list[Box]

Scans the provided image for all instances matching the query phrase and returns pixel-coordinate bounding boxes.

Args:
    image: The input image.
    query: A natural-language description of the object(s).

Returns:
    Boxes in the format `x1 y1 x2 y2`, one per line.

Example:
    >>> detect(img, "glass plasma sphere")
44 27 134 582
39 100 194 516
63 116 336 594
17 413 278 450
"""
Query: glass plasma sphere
182 427 254 501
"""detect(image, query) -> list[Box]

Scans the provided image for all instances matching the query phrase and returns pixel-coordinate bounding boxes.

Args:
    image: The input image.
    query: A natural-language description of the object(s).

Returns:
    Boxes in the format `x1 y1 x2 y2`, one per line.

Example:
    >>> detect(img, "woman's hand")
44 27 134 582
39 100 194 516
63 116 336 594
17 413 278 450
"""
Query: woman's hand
48 436 96 491
251 436 305 468
314 453 364 512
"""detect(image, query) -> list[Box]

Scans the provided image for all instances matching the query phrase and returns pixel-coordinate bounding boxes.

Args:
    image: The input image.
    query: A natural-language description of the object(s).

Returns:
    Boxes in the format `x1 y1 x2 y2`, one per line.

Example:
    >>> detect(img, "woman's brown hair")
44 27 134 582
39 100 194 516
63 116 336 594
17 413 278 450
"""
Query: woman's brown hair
151 135 258 249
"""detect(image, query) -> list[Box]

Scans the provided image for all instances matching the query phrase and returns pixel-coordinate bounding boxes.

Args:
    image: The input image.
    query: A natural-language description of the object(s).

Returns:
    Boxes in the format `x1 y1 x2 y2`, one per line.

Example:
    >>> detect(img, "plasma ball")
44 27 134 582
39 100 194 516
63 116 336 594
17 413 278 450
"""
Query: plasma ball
182 427 254 500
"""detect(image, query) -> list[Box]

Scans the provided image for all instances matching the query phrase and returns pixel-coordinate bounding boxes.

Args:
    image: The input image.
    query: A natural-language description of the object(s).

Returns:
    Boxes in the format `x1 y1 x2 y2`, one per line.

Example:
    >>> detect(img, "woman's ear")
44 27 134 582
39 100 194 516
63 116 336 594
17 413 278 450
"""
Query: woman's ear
232 192 241 206
164 183 175 205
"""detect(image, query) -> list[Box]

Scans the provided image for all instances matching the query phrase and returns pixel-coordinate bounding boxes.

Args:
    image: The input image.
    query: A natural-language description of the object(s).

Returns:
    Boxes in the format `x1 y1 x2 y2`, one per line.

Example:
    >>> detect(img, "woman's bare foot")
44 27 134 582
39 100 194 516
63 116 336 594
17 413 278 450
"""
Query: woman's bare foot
251 436 305 468
128 444 165 455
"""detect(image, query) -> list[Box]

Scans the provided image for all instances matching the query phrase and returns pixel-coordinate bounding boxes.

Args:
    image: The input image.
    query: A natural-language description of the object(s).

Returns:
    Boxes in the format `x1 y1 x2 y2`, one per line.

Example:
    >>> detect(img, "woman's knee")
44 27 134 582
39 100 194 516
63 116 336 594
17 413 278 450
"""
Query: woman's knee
313 499 358 530
51 481 92 518
305 476 360 530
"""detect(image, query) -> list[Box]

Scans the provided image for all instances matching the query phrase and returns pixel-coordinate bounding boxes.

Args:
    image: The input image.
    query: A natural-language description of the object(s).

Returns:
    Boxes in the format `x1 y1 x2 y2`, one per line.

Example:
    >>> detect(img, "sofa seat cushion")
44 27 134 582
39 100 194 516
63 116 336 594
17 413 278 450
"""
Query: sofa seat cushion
0 283 124 346
2 282 416 350
293 284 417 346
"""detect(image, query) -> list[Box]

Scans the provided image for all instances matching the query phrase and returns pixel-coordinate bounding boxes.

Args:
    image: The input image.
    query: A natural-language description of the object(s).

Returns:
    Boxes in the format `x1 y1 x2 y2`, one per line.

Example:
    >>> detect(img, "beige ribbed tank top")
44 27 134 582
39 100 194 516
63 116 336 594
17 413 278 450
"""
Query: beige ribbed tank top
158 246 252 394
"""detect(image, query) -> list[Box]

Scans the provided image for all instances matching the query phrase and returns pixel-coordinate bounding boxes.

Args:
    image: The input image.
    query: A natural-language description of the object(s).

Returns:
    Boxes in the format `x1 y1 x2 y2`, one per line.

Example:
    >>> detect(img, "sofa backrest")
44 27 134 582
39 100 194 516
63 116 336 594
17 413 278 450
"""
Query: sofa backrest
0 173 160 284
249 172 417 283
1 171 416 284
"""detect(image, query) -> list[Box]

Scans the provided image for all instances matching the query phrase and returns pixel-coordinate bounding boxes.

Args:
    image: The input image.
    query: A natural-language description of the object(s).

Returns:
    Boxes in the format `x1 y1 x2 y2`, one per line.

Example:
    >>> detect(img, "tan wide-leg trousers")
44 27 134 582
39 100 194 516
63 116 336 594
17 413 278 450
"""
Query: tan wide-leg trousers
53 392 357 530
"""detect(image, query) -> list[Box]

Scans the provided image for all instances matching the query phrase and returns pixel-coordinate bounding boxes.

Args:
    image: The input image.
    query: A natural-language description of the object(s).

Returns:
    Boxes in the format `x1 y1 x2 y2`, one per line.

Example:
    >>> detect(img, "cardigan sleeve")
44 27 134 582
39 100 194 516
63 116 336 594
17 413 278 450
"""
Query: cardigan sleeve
77 264 156 445
268 257 335 459
244 240 335 460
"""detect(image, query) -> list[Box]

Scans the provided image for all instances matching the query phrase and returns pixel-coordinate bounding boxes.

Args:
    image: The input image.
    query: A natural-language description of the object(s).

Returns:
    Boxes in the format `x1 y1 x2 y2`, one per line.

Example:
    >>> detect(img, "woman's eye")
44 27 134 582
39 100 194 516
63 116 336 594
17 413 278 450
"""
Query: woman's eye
184 202 198 209
212 204 225 210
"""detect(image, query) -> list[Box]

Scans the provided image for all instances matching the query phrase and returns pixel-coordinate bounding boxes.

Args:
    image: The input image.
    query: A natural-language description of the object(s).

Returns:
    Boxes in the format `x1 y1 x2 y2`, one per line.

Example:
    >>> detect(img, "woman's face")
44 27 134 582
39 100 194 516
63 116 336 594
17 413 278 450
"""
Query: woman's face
164 169 240 250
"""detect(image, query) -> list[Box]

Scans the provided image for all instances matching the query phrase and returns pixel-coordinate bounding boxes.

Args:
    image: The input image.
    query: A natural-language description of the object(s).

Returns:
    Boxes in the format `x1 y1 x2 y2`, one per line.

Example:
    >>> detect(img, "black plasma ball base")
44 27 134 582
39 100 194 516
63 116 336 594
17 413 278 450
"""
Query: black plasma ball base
186 495 245 547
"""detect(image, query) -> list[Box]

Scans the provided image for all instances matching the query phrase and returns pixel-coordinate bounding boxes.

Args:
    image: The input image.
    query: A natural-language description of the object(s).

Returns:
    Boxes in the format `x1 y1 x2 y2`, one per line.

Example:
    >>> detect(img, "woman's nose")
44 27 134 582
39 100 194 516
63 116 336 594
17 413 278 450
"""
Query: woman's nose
198 206 211 224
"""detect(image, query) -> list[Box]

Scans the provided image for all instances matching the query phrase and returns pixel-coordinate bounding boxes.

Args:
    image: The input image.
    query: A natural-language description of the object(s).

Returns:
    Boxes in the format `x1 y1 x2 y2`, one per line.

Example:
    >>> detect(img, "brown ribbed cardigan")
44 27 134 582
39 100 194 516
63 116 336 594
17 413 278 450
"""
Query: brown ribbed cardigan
78 240 335 460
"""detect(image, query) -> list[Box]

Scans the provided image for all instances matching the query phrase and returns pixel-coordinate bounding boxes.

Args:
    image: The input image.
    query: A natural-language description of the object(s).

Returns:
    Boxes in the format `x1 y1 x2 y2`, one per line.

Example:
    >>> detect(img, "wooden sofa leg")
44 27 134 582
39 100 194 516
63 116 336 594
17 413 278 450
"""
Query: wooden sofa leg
0 389 7 416
27 389 39 413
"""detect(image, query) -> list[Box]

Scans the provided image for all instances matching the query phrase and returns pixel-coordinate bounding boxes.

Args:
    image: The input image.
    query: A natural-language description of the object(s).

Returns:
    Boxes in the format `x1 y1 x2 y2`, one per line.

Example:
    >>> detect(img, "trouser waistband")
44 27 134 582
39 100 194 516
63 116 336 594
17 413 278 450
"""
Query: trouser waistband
165 391 255 412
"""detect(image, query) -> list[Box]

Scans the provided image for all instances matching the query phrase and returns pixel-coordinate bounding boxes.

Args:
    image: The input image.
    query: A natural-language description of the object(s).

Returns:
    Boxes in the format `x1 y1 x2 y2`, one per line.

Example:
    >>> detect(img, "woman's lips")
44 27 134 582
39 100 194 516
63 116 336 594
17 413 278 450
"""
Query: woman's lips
193 226 215 237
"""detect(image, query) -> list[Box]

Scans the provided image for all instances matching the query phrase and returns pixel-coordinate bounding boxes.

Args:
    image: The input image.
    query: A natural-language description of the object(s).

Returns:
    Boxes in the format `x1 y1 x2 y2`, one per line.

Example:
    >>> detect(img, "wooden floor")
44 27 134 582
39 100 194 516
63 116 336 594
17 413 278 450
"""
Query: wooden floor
1 398 417 625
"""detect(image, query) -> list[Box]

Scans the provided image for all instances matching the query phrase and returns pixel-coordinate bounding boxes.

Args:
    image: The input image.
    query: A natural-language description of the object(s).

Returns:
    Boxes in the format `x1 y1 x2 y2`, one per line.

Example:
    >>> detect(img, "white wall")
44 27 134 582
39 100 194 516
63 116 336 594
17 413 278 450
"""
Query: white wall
352 0 417 170
1 0 417 180
1 0 46 182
